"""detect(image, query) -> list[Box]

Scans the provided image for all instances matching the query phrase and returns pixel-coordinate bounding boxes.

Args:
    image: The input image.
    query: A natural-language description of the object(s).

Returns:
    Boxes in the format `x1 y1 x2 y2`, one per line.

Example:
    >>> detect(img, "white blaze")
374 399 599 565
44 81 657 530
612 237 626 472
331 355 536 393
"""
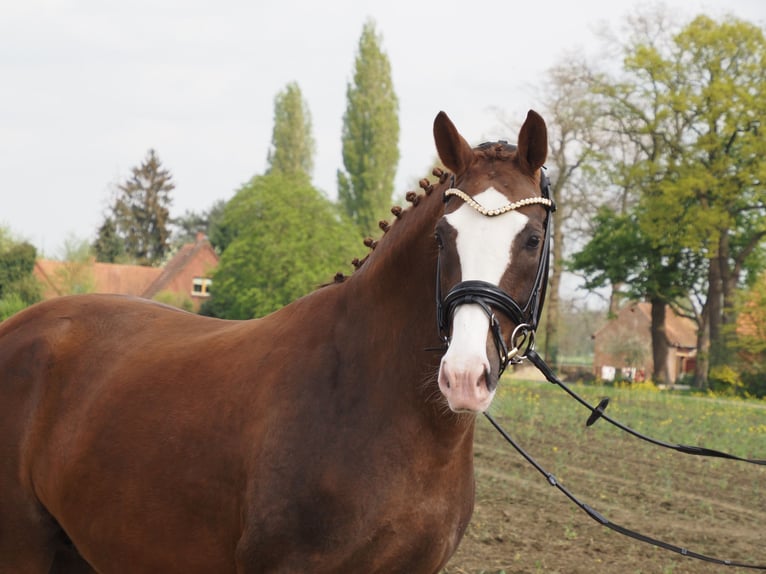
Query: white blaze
445 187 529 284
438 187 529 412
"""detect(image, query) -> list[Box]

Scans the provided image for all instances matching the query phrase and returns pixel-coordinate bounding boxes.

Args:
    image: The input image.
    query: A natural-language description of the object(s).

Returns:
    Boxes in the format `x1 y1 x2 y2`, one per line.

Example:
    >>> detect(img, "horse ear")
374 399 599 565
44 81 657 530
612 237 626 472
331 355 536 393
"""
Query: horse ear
516 110 548 175
433 112 474 176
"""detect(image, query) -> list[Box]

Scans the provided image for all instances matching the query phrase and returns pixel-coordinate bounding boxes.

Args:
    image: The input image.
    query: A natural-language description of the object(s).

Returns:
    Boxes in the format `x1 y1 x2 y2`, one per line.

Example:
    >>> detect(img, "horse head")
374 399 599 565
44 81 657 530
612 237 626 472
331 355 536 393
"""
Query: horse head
433 110 553 413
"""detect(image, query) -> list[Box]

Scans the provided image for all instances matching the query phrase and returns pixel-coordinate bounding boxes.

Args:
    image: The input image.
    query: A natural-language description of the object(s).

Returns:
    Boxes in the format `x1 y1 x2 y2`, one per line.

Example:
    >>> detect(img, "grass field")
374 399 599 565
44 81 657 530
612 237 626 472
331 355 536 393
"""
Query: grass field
443 378 766 574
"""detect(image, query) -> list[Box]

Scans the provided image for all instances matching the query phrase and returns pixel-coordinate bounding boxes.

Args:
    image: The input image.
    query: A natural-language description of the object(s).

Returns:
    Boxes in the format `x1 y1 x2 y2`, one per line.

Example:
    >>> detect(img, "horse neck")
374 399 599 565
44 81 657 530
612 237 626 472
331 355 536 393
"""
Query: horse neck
349 190 441 348
341 186 475 441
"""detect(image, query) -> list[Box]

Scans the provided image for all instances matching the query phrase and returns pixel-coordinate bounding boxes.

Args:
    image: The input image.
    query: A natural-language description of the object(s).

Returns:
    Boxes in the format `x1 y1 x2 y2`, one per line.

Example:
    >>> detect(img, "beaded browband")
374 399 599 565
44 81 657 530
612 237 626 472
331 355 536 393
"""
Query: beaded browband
443 188 554 217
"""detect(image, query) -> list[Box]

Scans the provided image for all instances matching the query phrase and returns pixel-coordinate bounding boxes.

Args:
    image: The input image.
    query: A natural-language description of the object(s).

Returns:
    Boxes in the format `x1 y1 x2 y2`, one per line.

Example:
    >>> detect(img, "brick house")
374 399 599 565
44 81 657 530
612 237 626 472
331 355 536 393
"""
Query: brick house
592 302 697 383
34 233 218 312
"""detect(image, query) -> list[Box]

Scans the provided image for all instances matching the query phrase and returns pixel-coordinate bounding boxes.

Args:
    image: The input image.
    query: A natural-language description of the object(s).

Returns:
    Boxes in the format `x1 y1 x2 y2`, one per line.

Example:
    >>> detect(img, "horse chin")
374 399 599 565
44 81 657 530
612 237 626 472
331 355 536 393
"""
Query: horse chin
437 350 499 414
445 390 496 414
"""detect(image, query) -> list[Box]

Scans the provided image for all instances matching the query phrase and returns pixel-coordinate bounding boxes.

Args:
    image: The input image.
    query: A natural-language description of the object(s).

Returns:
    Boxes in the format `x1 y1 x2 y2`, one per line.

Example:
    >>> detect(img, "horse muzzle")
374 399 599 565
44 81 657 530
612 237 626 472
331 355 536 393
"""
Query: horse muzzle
437 304 498 413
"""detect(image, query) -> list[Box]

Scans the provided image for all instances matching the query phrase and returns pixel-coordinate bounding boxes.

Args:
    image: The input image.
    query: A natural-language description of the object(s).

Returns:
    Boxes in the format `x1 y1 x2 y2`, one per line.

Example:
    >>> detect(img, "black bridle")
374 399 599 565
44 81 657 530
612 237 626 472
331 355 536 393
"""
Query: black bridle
432 157 765 569
436 167 555 375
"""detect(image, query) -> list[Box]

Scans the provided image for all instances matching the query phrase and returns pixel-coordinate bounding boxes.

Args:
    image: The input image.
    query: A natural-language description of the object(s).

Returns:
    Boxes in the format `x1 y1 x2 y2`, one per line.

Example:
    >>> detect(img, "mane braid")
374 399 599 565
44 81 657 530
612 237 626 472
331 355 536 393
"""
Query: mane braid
349 167 452 275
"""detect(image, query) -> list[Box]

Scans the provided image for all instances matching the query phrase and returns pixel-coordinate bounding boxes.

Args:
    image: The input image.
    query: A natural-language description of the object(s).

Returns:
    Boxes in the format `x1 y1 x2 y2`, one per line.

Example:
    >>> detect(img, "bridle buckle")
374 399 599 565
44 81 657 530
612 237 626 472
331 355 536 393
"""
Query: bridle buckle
505 323 535 365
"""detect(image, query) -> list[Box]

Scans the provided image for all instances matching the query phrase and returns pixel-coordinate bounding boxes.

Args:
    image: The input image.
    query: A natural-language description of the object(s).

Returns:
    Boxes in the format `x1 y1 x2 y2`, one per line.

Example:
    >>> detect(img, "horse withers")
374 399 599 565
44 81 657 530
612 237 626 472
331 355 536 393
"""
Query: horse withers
0 110 552 573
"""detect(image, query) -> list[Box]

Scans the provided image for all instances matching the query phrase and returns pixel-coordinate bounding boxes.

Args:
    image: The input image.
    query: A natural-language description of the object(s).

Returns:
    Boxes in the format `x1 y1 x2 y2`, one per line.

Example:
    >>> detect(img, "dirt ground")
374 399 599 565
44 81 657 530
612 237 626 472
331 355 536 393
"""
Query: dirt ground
443 415 765 574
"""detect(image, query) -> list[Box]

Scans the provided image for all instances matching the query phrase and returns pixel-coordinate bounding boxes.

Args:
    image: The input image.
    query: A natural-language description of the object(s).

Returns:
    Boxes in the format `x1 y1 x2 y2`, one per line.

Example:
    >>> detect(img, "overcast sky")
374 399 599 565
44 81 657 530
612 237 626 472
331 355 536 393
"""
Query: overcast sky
2 0 764 258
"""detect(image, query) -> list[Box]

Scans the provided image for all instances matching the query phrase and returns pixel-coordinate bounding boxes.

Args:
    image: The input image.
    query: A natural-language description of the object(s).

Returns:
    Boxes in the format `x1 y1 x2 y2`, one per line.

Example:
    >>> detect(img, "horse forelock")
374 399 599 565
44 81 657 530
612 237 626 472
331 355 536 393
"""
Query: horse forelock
474 141 518 162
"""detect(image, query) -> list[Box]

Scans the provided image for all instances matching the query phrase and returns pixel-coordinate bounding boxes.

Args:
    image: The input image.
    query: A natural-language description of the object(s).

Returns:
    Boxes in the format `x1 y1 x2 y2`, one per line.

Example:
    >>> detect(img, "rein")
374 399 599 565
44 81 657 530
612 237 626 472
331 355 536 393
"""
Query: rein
484 349 766 570
483 410 766 570
526 349 765 466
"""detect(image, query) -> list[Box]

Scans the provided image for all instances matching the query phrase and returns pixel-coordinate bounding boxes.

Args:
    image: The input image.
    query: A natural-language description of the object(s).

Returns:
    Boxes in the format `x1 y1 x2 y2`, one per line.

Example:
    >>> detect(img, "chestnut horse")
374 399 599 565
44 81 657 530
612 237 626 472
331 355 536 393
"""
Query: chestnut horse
0 110 552 573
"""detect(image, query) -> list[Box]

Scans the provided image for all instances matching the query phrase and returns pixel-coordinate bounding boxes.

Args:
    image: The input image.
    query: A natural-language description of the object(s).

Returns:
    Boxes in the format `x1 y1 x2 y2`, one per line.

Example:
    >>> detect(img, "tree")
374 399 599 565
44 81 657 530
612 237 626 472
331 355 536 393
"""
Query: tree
202 173 361 319
731 276 766 397
614 15 766 384
520 56 607 366
568 207 702 383
571 11 766 386
51 235 96 296
171 200 226 252
337 19 400 237
92 217 124 263
96 149 175 266
266 82 316 179
0 227 41 320
654 16 766 376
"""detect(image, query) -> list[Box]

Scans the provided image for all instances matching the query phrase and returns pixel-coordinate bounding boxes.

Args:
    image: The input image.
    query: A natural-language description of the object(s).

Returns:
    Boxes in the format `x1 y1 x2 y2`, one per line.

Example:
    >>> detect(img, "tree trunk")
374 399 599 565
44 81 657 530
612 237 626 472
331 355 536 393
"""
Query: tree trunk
650 297 670 384
693 312 709 388
707 251 725 370
543 217 562 368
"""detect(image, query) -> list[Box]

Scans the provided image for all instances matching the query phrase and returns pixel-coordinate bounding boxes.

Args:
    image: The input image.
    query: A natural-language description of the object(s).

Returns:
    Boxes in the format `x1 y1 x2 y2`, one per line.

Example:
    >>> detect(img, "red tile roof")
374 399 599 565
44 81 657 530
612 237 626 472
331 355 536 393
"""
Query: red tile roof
34 235 218 311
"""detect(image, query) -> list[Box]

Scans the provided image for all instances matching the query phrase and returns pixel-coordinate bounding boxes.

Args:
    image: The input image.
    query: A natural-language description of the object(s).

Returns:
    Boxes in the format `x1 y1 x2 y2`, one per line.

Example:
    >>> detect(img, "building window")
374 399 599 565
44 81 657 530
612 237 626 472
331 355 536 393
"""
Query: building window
192 277 212 297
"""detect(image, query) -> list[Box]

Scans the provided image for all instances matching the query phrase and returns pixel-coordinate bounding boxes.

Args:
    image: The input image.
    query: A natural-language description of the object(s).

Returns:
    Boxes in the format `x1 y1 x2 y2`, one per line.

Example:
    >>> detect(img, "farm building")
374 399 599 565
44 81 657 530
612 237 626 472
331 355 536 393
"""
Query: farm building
34 233 218 312
592 302 697 384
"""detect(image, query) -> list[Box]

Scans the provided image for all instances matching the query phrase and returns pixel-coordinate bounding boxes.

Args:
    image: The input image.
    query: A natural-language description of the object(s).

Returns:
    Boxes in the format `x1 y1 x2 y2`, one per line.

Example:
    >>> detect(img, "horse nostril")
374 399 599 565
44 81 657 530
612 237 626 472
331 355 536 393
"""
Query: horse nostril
483 366 499 392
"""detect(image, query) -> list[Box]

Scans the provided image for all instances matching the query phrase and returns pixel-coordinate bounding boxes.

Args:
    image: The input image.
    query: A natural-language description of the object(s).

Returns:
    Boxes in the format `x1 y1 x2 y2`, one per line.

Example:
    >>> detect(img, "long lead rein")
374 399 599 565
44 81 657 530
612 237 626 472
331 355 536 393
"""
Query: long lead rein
483 411 766 569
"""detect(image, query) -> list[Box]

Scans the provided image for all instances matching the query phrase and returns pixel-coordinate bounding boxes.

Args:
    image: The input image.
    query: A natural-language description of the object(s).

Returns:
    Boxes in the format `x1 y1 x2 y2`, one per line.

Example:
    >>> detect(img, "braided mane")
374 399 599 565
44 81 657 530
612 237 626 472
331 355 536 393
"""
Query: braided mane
340 166 451 279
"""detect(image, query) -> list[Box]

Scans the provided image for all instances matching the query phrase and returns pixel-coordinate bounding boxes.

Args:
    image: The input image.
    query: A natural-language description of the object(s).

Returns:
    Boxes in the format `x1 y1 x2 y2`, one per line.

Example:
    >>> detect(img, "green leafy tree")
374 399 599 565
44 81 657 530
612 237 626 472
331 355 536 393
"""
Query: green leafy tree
644 16 766 375
0 227 41 320
337 19 400 237
266 82 316 179
574 11 766 386
603 14 766 383
569 207 702 383
97 149 175 266
202 173 360 319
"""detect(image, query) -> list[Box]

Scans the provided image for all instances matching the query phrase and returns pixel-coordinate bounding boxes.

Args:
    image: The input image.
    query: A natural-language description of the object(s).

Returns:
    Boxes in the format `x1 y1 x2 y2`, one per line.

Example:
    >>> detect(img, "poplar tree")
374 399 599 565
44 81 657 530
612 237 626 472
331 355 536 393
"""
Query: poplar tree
338 19 400 237
266 82 316 179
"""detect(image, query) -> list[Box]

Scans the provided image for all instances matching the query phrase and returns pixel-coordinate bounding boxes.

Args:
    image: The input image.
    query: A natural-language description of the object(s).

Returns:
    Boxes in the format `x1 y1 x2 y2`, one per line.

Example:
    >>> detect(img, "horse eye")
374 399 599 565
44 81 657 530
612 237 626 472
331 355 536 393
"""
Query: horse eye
434 233 444 249
526 235 541 249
